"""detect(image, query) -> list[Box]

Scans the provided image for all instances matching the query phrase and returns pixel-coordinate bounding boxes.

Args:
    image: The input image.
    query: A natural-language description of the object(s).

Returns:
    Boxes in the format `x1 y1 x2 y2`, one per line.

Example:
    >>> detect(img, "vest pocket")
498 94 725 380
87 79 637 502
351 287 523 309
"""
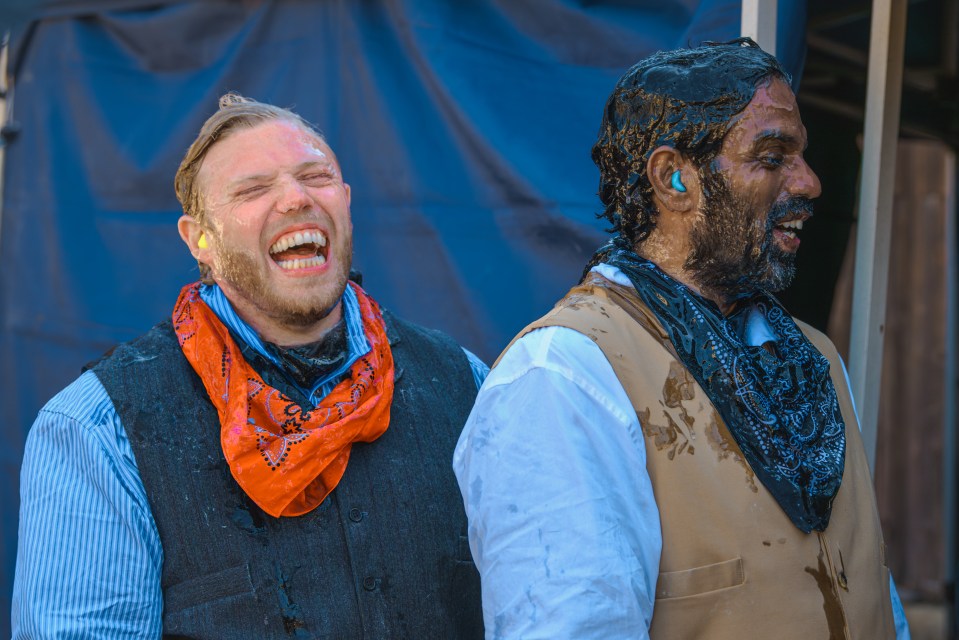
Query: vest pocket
164 563 256 613
163 564 272 637
656 557 745 599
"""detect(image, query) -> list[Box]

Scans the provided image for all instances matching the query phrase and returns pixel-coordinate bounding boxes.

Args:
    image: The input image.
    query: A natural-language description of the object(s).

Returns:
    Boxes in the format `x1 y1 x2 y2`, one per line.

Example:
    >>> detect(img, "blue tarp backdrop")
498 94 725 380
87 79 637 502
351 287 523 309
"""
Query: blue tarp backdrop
1 0 806 633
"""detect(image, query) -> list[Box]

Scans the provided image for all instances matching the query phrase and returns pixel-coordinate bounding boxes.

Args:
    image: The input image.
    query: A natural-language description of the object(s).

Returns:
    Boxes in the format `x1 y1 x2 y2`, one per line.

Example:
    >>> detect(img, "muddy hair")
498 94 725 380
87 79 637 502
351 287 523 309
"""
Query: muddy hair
591 37 790 245
174 93 326 282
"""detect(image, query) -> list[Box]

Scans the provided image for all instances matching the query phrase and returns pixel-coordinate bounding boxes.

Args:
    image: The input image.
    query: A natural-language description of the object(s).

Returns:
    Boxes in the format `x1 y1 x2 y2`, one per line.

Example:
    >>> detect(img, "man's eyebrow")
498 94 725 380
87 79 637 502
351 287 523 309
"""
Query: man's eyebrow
752 130 808 151
296 160 337 173
227 161 335 190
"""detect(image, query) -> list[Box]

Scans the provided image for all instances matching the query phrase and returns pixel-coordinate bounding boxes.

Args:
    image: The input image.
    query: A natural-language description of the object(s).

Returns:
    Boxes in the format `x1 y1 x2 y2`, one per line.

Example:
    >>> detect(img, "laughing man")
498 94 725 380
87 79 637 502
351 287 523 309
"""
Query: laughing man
454 40 909 639
15 94 485 639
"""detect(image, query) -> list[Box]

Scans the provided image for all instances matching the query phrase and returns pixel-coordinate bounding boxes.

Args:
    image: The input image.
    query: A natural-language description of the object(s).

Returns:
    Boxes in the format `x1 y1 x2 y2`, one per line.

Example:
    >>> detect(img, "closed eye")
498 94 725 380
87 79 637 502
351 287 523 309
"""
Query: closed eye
301 172 334 185
235 184 268 198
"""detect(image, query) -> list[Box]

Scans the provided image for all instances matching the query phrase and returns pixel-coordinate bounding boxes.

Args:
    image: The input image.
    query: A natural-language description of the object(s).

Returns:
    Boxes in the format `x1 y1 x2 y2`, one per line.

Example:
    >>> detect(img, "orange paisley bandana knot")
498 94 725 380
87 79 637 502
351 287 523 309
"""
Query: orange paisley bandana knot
172 281 394 517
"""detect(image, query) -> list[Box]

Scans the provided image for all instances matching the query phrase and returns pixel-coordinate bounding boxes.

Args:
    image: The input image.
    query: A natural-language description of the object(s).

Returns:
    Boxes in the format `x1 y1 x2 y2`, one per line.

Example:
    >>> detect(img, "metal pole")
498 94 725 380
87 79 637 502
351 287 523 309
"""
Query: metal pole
741 0 778 56
848 0 908 473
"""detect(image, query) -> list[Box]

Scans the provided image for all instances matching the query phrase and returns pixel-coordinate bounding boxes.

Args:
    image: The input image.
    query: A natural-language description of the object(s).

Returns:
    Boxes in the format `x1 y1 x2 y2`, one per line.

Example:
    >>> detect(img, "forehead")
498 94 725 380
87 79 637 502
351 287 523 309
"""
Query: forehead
198 119 336 189
720 77 806 151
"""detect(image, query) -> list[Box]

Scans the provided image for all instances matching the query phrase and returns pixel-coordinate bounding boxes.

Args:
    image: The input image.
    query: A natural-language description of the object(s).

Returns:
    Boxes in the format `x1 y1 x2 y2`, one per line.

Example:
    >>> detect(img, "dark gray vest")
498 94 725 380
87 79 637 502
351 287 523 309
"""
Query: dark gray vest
93 312 482 639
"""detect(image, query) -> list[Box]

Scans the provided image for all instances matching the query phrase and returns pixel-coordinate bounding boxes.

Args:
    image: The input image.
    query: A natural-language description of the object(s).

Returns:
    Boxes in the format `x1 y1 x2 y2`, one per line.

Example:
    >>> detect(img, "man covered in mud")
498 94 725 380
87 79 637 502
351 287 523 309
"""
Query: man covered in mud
454 39 910 639
14 94 485 638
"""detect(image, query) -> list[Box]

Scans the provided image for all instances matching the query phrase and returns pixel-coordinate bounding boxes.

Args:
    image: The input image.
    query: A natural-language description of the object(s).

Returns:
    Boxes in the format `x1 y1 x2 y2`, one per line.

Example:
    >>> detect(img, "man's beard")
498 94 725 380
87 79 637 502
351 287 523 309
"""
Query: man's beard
684 172 813 301
213 236 351 329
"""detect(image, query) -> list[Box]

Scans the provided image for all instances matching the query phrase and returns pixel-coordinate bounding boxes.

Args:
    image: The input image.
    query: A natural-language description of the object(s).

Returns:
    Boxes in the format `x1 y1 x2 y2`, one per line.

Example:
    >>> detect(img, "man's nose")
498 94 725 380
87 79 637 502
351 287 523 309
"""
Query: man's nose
275 177 311 214
788 156 822 199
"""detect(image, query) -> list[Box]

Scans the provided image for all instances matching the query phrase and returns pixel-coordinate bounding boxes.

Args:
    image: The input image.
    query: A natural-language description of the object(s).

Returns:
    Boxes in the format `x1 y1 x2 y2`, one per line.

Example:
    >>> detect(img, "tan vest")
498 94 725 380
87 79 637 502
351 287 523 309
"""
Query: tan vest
510 274 895 640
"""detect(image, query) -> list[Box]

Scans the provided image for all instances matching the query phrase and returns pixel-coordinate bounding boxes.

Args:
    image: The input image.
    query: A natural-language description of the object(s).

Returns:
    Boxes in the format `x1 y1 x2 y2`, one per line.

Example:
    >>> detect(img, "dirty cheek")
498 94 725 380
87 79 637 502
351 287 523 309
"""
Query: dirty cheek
199 190 234 230
230 214 260 232
205 211 225 236
732 167 781 207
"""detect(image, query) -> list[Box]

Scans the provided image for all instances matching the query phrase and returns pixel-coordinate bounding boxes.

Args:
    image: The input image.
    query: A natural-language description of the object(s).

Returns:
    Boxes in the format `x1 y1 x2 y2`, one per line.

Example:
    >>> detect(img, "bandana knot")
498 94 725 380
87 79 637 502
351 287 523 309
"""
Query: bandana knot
173 281 395 517
598 236 845 532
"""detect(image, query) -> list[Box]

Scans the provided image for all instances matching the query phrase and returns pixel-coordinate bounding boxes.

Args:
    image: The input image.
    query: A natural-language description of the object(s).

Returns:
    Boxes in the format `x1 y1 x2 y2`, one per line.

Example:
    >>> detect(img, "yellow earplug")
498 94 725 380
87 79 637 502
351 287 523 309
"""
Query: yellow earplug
198 233 208 249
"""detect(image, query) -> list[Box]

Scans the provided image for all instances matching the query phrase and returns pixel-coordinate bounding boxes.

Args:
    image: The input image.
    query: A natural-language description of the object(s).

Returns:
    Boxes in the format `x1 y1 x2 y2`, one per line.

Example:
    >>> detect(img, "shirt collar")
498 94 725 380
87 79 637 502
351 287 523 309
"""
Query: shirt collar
592 263 774 347
198 283 371 402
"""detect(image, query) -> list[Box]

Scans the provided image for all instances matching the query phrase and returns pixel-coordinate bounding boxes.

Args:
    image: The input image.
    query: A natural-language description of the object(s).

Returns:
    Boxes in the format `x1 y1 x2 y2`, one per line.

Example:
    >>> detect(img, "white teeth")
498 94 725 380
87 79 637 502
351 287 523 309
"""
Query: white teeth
268 229 328 255
780 219 804 230
276 254 327 270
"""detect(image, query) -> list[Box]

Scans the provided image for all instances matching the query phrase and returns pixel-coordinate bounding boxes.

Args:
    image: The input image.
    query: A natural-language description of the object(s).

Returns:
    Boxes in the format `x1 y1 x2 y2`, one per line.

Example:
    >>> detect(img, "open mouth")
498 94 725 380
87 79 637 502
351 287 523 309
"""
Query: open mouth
268 229 328 270
774 217 804 241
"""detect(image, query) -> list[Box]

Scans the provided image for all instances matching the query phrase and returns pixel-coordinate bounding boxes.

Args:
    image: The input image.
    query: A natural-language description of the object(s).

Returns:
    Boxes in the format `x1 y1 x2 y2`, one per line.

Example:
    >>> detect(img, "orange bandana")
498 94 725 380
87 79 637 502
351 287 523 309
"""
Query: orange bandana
172 281 394 517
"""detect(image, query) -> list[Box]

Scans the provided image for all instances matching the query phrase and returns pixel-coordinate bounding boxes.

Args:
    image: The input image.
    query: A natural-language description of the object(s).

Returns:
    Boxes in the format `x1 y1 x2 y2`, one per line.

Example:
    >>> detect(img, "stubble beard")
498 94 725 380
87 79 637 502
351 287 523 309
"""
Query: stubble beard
684 171 809 302
212 235 352 329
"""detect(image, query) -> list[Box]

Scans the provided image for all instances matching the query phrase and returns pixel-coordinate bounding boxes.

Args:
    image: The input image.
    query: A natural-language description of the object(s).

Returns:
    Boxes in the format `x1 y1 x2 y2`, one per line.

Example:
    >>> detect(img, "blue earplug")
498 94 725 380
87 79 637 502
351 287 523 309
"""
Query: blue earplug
671 170 687 192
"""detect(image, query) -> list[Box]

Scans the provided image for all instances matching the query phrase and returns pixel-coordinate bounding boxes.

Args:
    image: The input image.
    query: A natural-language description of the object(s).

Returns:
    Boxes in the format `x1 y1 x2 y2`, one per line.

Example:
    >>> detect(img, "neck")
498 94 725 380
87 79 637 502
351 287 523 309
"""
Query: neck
633 237 737 316
229 298 344 347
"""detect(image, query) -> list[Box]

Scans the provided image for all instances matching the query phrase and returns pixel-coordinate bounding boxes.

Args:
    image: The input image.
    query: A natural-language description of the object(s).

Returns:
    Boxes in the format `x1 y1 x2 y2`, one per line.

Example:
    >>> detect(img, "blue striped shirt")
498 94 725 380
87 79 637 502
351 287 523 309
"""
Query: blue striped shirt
13 288 488 639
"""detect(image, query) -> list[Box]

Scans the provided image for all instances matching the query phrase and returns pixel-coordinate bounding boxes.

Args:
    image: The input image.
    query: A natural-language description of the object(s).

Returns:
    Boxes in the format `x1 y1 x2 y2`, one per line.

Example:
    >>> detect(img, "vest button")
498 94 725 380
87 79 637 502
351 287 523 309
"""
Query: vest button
349 508 364 522
838 571 849 590
363 576 378 591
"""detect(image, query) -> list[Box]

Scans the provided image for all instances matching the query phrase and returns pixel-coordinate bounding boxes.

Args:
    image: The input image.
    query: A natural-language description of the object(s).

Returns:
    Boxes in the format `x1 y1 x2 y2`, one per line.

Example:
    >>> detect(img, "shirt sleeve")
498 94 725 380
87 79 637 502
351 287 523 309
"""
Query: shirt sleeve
13 371 163 639
454 326 661 640
462 347 491 390
889 572 912 639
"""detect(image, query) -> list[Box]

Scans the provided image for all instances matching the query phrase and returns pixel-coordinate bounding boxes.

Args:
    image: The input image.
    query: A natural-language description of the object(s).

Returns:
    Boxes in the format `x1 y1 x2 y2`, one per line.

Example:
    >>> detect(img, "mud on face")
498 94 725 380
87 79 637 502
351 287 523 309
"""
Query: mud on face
684 167 814 301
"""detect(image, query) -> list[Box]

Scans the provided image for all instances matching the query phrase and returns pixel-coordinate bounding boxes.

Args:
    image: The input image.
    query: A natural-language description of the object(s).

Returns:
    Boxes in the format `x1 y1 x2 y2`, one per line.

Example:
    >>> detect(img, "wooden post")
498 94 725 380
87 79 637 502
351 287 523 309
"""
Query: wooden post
741 0 778 56
848 0 908 473
943 153 957 634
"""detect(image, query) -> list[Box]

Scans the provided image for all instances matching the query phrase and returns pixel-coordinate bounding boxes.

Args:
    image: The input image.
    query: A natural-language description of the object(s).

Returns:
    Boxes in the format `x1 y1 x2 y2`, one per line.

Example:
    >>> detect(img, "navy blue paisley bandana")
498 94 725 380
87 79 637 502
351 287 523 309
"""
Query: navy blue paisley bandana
598 235 845 532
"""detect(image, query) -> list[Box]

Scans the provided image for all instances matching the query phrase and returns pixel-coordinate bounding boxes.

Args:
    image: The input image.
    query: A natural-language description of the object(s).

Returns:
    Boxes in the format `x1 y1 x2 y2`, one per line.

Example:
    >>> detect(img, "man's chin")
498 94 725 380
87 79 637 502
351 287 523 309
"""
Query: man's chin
689 254 796 300
273 298 343 328
212 246 353 334
273 274 351 326
758 252 797 293
217 278 348 333
259 275 344 323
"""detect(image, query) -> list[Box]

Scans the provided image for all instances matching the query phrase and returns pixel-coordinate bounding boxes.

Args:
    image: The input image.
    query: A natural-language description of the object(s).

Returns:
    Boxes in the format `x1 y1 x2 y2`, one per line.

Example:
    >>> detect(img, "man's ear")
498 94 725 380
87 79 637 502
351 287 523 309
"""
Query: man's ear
178 215 209 261
647 145 697 214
